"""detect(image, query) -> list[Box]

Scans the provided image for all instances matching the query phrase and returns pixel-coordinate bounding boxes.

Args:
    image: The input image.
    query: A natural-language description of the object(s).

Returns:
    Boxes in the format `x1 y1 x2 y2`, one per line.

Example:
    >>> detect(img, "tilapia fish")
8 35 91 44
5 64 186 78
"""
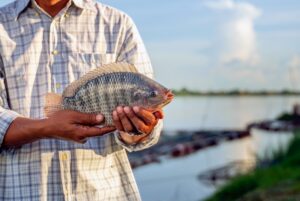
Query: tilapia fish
44 63 174 126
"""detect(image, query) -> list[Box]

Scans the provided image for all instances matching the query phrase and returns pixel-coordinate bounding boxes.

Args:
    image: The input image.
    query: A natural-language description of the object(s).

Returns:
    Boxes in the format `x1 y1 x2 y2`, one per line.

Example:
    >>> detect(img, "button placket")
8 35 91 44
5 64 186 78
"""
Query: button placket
59 151 72 201
49 18 59 92
64 12 70 18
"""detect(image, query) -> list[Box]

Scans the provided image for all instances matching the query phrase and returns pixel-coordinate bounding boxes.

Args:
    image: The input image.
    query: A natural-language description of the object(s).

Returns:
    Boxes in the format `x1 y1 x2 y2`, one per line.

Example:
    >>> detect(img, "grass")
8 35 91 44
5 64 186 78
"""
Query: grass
205 133 300 201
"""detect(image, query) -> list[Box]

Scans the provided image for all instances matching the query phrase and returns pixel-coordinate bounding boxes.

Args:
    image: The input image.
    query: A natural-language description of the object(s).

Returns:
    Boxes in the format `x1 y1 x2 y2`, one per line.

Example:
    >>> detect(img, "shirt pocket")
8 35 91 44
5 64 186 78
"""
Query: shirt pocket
5 65 27 89
71 52 116 80
4 66 28 111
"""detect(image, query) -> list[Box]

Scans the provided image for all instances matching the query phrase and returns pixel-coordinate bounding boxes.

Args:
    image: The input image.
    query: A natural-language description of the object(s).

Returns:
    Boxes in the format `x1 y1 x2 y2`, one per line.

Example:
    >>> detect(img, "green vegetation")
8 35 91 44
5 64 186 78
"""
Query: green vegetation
277 112 300 122
206 133 300 201
174 88 300 96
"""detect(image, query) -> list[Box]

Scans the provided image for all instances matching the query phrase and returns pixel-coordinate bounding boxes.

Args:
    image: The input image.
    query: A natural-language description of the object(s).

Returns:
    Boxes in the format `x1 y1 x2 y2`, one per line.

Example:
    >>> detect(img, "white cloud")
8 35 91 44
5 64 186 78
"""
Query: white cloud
289 55 300 68
205 0 261 65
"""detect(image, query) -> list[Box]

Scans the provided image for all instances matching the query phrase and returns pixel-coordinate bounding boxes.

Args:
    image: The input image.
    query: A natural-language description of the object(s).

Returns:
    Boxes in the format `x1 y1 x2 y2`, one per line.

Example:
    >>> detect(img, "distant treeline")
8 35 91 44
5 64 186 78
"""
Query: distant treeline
173 88 300 96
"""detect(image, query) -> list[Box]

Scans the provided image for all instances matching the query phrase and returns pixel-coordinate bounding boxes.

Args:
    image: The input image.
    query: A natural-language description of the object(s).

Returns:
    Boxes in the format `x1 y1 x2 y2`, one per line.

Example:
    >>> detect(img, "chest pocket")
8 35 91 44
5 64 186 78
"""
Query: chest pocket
72 53 116 80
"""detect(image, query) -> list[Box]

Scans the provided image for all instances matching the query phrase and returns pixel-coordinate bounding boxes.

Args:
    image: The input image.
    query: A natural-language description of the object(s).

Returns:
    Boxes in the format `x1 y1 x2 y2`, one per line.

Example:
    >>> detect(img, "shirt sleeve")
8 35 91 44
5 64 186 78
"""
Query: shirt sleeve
114 16 162 152
114 120 163 152
0 56 21 147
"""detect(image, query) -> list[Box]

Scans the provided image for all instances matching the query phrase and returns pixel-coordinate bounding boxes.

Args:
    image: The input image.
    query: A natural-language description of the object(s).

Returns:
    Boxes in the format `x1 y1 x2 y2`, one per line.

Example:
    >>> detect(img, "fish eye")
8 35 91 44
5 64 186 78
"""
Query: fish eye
150 91 158 98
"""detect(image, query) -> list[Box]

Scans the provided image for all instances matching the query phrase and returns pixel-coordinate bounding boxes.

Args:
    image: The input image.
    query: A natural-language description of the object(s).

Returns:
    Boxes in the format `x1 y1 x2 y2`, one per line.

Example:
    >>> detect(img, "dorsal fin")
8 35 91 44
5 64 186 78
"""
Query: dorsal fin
63 62 139 97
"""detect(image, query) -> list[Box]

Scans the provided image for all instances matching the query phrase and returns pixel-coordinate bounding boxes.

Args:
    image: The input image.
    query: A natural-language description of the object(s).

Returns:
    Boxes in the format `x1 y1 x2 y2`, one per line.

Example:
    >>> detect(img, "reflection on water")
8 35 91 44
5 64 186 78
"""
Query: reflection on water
134 96 298 201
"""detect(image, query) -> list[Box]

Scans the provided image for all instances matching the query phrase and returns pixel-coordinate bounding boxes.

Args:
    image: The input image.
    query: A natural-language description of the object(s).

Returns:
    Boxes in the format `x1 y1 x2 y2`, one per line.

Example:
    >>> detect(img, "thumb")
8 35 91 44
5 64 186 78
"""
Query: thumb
84 126 116 138
154 110 164 119
74 112 105 125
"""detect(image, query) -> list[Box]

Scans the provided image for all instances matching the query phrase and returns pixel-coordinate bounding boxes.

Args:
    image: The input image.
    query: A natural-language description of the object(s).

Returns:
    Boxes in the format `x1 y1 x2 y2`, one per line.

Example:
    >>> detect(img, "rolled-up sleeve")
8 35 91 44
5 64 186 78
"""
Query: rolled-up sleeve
0 56 20 146
115 15 163 151
115 120 163 152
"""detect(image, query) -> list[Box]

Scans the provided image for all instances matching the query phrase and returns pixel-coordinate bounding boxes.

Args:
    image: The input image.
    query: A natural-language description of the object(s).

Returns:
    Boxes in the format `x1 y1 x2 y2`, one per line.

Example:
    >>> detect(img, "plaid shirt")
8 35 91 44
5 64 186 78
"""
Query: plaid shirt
0 0 162 200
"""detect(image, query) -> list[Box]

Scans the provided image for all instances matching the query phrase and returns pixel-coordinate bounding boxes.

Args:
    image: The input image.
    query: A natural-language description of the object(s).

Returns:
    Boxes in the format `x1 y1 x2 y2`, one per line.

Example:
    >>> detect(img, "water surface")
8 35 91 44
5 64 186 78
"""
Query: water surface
134 96 298 201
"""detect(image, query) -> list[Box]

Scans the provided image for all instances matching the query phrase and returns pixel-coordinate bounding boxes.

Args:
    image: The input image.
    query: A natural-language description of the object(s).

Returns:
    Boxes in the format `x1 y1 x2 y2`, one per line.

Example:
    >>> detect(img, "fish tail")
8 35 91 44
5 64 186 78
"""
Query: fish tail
44 93 63 117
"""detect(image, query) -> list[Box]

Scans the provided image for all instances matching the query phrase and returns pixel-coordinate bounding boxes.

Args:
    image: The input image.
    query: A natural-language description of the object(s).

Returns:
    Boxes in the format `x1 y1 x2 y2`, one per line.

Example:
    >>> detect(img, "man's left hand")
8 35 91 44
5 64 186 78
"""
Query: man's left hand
112 106 163 144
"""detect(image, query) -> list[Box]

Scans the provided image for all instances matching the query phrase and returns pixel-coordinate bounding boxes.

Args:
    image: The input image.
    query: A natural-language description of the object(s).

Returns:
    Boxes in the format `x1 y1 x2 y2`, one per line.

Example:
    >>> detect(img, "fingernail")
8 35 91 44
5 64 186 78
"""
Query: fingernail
133 106 139 113
112 111 118 120
117 106 123 113
96 114 104 122
124 107 130 114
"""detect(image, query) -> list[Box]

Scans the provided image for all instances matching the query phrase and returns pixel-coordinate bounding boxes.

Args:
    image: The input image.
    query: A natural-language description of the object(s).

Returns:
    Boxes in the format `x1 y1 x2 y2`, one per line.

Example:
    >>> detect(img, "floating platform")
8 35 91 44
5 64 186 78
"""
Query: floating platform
129 129 251 169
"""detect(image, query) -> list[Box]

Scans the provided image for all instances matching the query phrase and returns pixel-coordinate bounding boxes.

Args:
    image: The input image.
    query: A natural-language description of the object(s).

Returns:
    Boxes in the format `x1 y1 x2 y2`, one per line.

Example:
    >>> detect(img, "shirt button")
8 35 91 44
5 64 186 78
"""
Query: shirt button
64 13 69 18
35 12 40 17
62 153 68 161
56 83 61 89
52 50 59 55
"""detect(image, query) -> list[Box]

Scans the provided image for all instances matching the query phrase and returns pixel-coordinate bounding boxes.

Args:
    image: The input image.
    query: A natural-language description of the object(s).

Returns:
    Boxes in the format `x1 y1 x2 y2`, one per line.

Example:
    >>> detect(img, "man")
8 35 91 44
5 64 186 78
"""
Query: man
0 0 163 200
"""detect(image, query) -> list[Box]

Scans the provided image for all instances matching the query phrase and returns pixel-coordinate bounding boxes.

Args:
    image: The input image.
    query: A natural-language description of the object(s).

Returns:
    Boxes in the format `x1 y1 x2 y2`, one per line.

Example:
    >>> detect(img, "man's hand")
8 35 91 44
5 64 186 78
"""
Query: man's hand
43 110 116 143
2 110 116 148
112 106 163 145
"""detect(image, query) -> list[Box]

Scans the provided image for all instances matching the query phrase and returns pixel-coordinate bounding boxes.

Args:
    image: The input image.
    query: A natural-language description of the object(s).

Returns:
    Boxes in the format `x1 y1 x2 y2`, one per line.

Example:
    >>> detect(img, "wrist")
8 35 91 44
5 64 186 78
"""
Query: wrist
2 117 49 148
33 118 52 139
18 118 48 141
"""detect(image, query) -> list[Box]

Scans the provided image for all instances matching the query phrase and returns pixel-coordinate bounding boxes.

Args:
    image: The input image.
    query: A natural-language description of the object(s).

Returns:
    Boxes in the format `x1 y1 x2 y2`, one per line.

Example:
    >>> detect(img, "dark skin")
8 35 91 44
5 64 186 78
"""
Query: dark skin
2 0 163 148
113 106 163 144
35 0 70 17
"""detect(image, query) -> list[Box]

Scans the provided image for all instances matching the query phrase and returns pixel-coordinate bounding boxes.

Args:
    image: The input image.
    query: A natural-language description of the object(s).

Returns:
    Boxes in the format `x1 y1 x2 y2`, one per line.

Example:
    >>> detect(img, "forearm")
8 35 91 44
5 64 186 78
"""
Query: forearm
2 117 46 148
1 110 115 149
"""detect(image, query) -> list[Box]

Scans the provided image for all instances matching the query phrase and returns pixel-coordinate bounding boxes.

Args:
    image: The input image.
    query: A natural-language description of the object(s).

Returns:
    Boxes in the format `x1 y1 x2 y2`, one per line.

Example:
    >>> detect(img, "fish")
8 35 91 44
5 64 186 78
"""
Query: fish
44 62 174 126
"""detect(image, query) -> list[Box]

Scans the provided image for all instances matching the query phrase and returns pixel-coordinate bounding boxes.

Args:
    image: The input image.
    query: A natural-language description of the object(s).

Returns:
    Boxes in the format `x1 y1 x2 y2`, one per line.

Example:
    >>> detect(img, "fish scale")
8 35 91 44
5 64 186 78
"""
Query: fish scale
45 63 173 127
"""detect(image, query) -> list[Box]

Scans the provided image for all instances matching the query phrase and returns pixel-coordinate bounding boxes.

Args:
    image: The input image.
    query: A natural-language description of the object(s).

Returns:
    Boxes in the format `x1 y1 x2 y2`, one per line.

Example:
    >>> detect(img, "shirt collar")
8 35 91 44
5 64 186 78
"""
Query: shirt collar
15 0 97 19
15 0 30 19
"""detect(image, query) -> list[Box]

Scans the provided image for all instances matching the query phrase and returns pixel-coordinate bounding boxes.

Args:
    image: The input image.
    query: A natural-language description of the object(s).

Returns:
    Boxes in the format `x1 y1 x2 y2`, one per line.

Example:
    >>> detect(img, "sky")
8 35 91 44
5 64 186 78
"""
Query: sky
1 0 300 91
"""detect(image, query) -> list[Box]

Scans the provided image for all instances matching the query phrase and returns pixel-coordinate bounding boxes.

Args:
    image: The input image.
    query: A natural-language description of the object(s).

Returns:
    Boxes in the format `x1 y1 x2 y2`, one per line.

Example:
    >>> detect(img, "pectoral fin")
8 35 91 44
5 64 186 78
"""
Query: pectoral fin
44 93 63 117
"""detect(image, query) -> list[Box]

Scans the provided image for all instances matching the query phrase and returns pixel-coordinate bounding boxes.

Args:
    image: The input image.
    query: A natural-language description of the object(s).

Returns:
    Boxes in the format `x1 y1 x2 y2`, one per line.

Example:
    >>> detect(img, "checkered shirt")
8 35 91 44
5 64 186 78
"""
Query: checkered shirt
0 0 163 200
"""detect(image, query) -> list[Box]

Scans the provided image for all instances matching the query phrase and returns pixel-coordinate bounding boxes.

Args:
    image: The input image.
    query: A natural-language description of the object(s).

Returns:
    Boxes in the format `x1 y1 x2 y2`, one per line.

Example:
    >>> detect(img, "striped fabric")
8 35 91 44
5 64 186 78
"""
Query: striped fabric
0 0 163 200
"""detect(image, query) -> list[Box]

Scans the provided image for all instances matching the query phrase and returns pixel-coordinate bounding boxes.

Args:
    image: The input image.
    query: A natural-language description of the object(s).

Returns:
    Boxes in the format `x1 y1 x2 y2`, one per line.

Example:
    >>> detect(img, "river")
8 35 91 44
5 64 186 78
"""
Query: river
133 96 299 201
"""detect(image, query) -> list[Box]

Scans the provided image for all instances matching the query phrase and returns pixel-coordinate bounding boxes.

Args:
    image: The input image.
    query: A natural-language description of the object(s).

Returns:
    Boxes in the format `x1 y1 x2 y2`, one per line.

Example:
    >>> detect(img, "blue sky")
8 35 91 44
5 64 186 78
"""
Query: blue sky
1 0 300 91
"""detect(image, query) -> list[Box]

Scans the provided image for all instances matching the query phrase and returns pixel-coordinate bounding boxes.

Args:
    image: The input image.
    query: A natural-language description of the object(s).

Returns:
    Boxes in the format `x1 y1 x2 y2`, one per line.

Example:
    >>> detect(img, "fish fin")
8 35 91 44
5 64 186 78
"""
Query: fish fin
63 62 138 97
44 93 63 117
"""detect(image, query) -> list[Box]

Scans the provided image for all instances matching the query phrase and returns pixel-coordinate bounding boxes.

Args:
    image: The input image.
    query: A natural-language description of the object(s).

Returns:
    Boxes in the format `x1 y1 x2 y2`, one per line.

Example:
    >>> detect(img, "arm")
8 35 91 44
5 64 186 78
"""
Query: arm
2 111 116 149
0 56 22 148
114 16 163 151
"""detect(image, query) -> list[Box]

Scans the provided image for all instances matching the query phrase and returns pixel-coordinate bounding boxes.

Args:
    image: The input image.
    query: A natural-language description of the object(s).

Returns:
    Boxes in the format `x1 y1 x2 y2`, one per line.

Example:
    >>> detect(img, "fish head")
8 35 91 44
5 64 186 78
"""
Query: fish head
133 77 174 110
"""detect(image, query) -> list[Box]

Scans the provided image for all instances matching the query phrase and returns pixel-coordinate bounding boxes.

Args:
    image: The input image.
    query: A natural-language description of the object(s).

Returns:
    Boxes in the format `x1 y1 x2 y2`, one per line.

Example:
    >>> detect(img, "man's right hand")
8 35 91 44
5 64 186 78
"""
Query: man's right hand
43 110 116 143
2 110 116 148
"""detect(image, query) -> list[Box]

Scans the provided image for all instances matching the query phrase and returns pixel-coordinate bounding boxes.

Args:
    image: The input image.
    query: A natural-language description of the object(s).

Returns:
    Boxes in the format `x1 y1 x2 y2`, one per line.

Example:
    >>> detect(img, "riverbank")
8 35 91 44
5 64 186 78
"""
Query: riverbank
173 89 300 97
205 131 300 201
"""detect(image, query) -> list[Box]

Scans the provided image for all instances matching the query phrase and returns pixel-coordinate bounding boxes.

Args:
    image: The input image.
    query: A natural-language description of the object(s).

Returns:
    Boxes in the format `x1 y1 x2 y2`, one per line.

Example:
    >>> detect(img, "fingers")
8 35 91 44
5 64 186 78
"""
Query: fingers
112 110 124 131
71 111 104 125
154 109 164 119
83 126 116 137
115 106 134 132
119 131 148 144
75 125 116 142
133 106 157 126
124 107 148 133
112 106 163 145
112 106 158 135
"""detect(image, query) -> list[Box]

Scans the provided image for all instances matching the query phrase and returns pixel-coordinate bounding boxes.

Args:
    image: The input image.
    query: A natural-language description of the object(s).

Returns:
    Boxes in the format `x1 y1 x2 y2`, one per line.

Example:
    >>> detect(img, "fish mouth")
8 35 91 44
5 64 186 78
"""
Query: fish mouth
165 90 174 101
161 90 174 107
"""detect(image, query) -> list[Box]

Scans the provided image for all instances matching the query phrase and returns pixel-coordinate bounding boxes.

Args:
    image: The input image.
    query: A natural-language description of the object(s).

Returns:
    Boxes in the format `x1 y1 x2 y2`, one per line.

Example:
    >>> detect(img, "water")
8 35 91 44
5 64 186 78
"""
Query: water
133 96 299 201
162 96 300 131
